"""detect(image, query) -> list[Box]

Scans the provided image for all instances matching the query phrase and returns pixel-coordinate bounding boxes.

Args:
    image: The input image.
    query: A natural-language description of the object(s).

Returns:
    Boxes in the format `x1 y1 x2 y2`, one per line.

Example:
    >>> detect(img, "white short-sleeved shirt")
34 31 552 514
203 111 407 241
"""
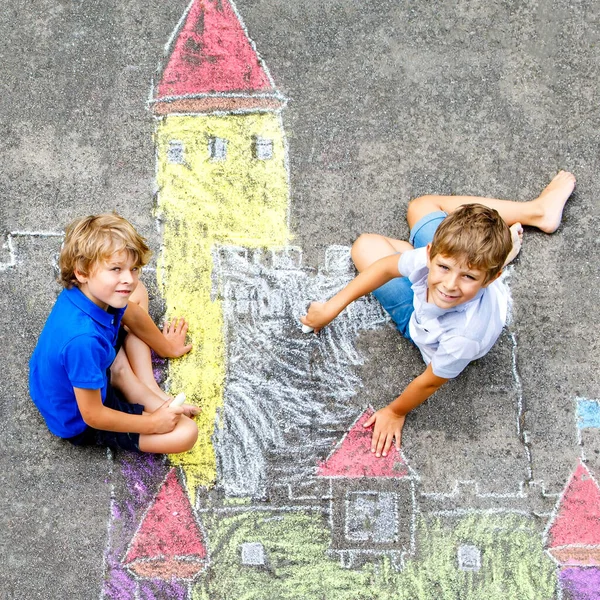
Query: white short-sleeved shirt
398 247 509 379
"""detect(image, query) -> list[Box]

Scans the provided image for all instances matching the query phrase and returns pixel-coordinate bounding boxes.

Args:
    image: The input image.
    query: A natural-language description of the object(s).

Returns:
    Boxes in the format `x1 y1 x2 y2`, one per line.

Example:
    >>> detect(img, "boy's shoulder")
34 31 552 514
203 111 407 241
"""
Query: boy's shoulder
399 246 428 280
38 287 122 350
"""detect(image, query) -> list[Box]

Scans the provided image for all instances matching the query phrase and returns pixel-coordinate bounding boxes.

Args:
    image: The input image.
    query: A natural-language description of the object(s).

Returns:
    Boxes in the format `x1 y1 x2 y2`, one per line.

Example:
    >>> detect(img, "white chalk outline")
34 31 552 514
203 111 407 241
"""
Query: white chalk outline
0 230 63 271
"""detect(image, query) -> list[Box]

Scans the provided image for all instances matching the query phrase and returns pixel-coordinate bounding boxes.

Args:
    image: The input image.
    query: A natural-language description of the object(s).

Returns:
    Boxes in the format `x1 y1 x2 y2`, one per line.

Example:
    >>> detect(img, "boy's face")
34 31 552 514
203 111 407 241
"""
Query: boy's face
426 245 499 309
75 250 140 311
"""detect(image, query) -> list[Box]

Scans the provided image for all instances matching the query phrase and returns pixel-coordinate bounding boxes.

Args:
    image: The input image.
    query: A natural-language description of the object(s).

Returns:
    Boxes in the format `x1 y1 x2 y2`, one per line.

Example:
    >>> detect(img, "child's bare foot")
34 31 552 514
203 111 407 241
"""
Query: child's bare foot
504 223 523 266
531 171 575 233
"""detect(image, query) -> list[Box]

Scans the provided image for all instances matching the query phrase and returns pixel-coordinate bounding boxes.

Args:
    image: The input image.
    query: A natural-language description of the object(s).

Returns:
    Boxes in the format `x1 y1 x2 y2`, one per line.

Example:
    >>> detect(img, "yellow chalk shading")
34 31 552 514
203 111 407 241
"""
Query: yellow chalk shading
156 113 290 499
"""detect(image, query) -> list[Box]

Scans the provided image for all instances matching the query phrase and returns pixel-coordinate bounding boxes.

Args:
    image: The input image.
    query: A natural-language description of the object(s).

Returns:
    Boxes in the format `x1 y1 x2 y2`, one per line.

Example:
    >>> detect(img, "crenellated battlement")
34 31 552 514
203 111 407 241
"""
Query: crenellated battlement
419 478 559 517
0 231 63 272
213 244 387 327
214 244 354 275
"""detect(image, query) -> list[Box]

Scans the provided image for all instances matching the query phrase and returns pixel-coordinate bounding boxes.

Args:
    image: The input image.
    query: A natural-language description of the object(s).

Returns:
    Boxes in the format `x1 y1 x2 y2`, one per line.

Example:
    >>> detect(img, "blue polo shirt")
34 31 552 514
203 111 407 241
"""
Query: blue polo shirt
29 287 126 438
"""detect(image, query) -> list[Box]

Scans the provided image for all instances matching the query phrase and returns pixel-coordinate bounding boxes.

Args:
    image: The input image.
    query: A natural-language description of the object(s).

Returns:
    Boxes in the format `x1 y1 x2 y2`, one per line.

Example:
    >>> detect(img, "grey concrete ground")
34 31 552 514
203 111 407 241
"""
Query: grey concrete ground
1 1 599 598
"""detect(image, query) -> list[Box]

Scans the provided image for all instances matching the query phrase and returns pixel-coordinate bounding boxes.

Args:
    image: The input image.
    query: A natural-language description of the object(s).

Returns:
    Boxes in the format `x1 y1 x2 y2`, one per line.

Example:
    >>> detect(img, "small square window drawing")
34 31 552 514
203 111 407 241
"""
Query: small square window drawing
457 544 481 571
253 136 274 160
240 542 266 566
345 491 397 543
167 140 185 164
208 137 228 161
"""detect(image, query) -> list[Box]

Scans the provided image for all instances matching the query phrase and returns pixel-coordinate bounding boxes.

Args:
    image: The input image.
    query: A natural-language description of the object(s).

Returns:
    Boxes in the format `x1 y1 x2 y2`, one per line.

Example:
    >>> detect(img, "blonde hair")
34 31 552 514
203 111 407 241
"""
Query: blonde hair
429 204 512 284
59 213 151 288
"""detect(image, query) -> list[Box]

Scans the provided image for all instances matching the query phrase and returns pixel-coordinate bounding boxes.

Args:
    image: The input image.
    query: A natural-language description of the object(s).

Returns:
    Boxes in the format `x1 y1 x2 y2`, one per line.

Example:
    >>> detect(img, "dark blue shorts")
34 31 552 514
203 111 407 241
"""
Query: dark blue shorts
371 211 447 339
66 385 144 453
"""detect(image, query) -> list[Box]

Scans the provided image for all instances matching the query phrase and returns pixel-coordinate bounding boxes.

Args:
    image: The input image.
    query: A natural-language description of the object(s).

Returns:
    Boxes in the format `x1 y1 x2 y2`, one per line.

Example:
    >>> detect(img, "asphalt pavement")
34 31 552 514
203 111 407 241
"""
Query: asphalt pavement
1 1 599 598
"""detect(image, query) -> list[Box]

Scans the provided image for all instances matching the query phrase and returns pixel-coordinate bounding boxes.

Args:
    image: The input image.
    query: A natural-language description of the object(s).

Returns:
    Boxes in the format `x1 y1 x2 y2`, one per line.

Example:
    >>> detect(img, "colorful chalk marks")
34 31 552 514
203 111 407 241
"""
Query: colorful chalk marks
152 0 285 114
577 398 600 430
546 460 600 599
318 409 409 478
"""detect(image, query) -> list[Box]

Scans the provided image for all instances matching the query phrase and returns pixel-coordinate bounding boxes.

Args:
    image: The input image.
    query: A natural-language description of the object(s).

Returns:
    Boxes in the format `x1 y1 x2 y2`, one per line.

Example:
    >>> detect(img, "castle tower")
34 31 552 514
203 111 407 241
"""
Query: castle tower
151 0 290 496
316 409 418 569
545 460 600 598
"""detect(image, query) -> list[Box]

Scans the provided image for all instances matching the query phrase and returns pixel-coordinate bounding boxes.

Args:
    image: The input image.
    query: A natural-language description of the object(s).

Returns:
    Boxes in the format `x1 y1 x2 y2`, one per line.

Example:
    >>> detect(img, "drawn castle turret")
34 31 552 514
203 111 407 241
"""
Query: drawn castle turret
151 0 291 495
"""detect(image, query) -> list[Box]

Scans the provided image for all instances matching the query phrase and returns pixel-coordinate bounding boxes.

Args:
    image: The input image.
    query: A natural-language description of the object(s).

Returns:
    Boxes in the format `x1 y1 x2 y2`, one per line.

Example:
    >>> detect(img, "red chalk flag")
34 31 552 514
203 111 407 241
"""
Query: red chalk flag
124 468 208 579
317 409 410 479
546 460 600 565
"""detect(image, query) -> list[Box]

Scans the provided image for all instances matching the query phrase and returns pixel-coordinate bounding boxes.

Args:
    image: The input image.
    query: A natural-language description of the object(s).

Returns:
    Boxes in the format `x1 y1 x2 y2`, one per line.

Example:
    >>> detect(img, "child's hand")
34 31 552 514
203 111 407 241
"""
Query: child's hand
162 317 193 358
300 302 337 334
181 403 201 417
150 399 183 433
363 407 405 457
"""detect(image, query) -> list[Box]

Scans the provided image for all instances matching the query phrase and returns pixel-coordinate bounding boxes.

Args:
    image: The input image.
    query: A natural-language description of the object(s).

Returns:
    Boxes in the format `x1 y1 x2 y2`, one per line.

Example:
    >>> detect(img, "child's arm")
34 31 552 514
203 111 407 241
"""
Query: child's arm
74 387 184 434
301 253 402 332
364 363 448 457
121 302 192 358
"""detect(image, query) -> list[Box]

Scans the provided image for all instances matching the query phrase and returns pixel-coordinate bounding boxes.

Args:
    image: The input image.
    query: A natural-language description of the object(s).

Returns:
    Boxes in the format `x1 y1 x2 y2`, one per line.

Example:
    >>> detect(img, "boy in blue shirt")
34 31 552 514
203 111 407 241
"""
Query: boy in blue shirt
29 213 199 454
302 171 575 458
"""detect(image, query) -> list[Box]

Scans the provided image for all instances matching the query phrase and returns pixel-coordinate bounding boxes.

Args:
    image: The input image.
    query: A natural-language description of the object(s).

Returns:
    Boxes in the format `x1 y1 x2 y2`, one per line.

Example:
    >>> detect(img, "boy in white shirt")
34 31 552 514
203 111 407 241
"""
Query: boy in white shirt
302 171 575 458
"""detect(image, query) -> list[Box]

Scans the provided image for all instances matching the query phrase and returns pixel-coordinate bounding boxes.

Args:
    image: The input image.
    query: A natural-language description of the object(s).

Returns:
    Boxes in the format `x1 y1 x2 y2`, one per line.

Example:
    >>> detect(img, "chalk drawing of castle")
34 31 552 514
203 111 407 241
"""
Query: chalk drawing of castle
91 0 600 597
1 1 597 598
211 243 600 583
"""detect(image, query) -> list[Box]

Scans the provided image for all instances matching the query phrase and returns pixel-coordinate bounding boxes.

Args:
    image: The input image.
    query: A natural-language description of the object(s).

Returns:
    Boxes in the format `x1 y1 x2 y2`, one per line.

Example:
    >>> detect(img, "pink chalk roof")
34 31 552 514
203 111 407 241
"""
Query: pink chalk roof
546 460 600 566
124 468 207 580
151 0 286 114
317 409 411 478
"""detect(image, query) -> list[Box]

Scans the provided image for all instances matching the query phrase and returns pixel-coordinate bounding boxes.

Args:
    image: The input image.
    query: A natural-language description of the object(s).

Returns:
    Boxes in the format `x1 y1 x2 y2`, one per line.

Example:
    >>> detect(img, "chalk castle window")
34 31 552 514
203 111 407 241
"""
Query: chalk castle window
346 491 397 543
253 136 274 160
167 140 185 164
240 542 265 566
457 544 481 571
209 137 228 161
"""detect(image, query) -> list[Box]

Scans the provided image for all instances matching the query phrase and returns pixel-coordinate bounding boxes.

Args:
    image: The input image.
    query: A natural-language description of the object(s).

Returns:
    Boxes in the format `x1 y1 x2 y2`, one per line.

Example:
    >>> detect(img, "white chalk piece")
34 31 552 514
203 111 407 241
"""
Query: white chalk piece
301 323 314 334
170 392 186 407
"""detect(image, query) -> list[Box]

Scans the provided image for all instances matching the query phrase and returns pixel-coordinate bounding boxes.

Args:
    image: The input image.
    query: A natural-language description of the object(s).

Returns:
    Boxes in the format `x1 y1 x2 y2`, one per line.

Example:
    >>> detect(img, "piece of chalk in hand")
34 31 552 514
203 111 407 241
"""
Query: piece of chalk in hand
171 392 186 407
301 323 314 334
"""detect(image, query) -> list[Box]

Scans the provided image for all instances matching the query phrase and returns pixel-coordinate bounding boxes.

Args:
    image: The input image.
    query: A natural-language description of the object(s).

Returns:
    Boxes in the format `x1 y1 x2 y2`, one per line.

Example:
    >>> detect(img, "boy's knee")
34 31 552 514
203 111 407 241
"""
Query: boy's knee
407 195 439 224
351 233 376 259
109 350 130 387
178 417 199 452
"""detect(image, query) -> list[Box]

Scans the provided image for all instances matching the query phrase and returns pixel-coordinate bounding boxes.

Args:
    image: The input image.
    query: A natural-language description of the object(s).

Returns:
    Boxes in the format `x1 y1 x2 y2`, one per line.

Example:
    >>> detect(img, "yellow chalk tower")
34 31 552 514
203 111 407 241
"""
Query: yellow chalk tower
151 0 290 497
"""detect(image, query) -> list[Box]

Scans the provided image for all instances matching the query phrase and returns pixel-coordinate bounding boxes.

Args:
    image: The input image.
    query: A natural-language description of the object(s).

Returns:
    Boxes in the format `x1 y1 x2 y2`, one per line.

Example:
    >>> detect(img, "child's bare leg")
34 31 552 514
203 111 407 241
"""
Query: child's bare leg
406 171 575 233
351 234 414 272
111 346 168 412
139 417 198 454
123 280 170 401
111 348 199 454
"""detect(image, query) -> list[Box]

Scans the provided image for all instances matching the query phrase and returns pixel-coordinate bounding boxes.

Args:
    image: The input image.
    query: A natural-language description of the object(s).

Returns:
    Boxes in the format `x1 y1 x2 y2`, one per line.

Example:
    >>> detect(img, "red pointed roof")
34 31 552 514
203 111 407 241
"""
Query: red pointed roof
546 460 600 566
317 409 410 478
152 0 285 114
124 468 208 579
